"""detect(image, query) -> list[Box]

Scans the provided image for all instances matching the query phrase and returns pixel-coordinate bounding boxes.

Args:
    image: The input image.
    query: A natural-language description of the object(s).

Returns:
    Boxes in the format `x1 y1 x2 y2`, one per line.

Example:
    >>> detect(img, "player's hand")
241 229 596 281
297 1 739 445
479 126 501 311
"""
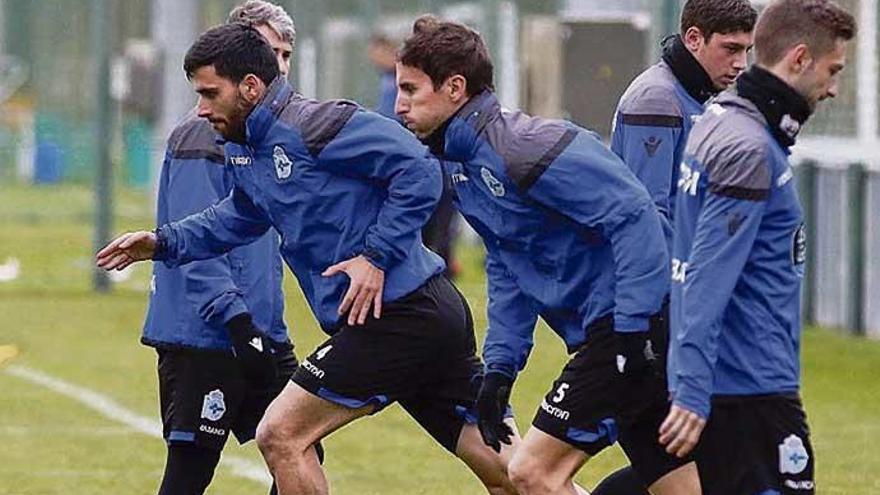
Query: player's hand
614 331 659 379
659 404 706 458
475 372 515 453
323 255 385 326
227 313 278 386
95 231 157 271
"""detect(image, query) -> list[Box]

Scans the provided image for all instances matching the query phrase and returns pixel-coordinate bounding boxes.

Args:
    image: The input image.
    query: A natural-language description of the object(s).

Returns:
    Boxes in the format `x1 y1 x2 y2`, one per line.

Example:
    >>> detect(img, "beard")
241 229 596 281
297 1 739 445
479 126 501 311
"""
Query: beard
221 93 254 143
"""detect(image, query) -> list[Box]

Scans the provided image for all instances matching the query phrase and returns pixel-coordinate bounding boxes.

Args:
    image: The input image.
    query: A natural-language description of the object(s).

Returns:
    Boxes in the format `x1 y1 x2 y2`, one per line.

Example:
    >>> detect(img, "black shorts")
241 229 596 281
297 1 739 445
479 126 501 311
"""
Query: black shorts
157 343 297 451
697 394 814 495
292 275 483 453
532 305 687 486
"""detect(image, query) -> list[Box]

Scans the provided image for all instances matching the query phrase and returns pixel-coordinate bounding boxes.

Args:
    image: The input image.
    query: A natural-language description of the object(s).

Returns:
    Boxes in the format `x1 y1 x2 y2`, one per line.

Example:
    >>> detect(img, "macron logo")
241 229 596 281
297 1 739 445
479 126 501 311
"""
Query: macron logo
229 156 252 166
248 337 263 353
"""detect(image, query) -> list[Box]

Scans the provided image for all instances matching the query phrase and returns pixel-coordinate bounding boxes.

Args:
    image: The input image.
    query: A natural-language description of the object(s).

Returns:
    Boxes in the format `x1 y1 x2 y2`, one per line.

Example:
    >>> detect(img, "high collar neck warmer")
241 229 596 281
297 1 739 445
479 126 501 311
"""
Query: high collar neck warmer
736 65 812 148
661 34 718 104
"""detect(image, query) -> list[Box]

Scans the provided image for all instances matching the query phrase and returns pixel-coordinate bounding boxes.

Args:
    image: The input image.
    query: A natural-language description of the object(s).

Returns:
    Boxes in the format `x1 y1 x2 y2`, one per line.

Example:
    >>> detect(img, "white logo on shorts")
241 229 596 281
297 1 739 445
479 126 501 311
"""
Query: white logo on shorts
779 434 810 474
200 389 226 422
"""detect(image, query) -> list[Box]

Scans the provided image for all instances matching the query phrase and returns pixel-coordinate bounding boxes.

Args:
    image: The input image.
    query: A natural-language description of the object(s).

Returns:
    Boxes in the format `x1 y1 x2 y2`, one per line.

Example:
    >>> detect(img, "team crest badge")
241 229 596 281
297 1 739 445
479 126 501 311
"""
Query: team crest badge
480 167 506 197
200 389 226 422
273 145 293 180
779 434 810 474
780 114 801 139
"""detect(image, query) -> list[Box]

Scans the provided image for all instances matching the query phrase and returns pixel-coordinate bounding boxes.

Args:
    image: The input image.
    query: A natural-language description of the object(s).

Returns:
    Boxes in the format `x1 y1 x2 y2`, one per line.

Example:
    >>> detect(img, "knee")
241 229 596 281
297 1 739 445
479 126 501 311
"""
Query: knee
482 465 517 495
508 452 561 495
255 415 295 460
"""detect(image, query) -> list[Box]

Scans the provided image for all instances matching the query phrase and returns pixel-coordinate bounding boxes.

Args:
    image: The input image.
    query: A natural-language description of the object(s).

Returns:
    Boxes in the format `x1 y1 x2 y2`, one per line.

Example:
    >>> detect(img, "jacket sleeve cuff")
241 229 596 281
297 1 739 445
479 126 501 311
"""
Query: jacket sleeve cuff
673 383 711 420
361 246 390 271
216 295 250 327
484 361 517 380
613 315 650 333
152 226 171 261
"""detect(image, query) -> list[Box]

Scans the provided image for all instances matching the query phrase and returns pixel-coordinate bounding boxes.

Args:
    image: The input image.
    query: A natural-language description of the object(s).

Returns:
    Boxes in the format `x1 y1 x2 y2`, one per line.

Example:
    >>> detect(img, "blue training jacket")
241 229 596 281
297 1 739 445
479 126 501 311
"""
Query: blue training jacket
670 91 804 419
611 36 717 251
438 91 669 379
143 110 288 350
155 78 445 332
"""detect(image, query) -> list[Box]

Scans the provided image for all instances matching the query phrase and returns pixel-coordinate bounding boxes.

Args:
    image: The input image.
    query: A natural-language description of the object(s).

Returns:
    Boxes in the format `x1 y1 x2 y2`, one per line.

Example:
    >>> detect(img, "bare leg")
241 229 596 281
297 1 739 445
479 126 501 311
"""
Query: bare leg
647 462 700 495
255 382 373 495
454 418 521 495
508 428 591 495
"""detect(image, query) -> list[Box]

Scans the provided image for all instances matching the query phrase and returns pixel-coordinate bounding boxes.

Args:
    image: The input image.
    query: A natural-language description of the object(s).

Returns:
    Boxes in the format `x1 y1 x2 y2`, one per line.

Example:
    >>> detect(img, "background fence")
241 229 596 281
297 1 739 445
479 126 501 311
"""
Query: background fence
0 0 876 336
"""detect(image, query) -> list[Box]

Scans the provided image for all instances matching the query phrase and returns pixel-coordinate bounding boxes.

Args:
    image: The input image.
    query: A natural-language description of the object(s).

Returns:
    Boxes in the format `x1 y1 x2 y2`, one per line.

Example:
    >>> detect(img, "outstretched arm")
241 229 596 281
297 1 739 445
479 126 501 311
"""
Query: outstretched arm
97 185 271 271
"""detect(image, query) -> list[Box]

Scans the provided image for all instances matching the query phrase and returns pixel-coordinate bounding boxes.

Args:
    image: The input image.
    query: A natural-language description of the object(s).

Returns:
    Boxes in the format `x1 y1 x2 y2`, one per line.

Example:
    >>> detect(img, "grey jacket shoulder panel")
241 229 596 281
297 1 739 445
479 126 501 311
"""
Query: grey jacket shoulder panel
167 109 225 165
278 95 359 157
484 109 578 191
687 92 771 200
617 62 684 127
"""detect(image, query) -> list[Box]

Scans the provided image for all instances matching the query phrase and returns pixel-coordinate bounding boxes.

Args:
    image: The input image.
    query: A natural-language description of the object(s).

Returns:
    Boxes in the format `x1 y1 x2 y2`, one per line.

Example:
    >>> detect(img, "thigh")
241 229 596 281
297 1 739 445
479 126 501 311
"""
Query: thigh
398 352 484 453
156 349 248 451
771 398 814 494
514 427 590 482
259 380 374 447
455 420 521 491
291 275 475 413
697 396 815 495
697 400 764 495
531 331 620 457
752 396 814 495
617 398 693 488
398 279 484 452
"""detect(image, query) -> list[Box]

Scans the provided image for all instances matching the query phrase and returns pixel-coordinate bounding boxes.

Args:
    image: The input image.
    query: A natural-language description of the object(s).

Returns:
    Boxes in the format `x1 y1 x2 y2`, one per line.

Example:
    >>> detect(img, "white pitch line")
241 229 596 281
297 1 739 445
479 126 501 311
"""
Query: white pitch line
5 364 271 485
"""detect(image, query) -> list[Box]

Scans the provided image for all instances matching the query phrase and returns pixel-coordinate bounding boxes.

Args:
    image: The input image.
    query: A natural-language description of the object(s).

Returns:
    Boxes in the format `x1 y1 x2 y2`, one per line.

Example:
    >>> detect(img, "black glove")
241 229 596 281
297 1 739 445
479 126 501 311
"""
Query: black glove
475 371 515 453
227 313 278 386
614 331 659 378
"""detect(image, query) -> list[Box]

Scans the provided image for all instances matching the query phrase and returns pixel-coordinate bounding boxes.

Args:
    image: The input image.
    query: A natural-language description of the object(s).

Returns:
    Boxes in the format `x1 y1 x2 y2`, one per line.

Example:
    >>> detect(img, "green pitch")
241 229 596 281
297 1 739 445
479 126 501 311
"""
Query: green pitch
0 185 878 494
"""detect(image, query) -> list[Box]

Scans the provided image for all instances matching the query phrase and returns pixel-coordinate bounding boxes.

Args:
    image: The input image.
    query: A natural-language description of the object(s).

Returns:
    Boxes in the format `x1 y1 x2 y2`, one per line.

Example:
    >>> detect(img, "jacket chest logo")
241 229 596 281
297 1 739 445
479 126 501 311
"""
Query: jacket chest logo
480 167 506 197
273 145 293 180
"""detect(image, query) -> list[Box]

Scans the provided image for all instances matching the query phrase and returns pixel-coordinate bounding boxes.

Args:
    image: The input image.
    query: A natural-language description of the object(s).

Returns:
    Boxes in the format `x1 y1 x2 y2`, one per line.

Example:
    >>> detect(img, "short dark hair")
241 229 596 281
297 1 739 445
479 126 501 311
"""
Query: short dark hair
398 15 494 96
680 0 758 39
754 0 856 65
184 23 279 85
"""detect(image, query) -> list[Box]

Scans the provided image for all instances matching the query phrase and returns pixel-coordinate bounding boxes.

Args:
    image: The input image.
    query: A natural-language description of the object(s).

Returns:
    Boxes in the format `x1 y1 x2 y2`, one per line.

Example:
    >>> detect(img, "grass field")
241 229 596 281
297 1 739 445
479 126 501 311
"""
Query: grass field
1 184 879 494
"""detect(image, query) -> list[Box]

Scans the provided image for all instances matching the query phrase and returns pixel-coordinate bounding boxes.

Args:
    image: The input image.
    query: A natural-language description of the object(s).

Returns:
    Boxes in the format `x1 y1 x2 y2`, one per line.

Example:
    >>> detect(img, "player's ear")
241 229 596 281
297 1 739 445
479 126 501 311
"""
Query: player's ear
789 44 812 75
683 26 705 52
239 74 265 103
447 74 467 103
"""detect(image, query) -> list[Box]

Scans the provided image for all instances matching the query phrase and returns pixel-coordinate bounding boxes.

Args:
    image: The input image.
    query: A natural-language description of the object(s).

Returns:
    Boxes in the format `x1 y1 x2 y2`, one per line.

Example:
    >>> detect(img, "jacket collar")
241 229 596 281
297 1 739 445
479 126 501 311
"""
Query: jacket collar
441 90 500 161
661 35 717 104
243 76 294 145
735 65 812 149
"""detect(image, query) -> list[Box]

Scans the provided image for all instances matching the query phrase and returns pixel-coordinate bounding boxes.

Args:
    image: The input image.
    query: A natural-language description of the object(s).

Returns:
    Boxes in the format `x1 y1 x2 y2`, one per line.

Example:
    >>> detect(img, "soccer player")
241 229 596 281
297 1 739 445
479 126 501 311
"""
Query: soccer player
597 2 756 492
611 0 756 250
140 2 300 494
97 22 517 495
661 1 855 493
395 16 700 495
